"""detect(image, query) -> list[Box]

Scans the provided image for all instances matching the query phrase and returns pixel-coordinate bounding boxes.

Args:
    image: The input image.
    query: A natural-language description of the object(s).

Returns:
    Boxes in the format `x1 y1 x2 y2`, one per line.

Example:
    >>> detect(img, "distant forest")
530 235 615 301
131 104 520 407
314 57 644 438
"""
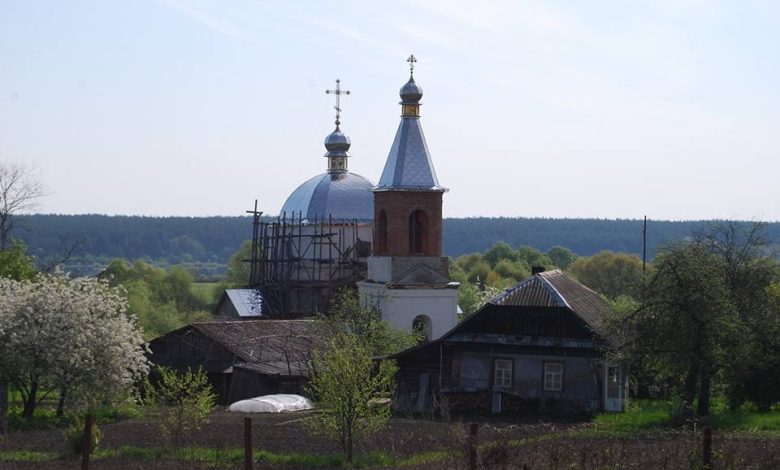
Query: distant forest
11 214 780 278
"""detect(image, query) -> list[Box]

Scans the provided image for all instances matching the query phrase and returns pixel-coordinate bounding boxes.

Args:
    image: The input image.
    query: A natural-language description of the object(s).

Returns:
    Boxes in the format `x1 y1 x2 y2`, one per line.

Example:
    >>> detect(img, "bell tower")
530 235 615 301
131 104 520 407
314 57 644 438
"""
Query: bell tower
358 56 459 341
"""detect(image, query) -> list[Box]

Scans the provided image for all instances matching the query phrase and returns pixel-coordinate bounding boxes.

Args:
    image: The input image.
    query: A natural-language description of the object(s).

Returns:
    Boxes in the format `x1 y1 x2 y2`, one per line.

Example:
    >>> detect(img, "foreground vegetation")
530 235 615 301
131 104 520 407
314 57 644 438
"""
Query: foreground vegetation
2 401 780 469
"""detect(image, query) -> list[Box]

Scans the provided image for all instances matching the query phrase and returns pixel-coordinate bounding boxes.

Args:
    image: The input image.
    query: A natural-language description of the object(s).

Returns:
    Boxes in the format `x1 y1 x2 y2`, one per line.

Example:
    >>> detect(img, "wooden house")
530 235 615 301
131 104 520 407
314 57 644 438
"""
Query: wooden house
391 269 627 415
148 320 320 404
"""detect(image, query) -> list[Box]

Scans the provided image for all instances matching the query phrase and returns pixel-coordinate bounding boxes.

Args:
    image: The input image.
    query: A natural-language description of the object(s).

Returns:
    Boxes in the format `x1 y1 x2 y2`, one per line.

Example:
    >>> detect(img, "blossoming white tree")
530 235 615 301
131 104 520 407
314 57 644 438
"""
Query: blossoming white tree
0 275 149 418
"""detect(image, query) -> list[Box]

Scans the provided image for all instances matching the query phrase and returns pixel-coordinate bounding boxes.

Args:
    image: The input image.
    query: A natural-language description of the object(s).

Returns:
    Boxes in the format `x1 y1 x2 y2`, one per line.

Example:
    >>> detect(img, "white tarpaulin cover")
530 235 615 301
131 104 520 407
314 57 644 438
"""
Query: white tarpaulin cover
228 394 314 413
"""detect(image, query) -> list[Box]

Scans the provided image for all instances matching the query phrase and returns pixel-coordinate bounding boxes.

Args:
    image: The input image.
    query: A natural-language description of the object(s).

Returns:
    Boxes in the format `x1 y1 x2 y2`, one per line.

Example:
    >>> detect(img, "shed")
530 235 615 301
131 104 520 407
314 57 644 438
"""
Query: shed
391 269 627 415
148 320 321 404
214 289 264 319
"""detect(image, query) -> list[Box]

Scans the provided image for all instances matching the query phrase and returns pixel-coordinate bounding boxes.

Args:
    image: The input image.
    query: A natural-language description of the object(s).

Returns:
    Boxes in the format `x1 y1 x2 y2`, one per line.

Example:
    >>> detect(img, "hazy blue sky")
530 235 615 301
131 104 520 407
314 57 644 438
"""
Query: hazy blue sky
1 0 778 220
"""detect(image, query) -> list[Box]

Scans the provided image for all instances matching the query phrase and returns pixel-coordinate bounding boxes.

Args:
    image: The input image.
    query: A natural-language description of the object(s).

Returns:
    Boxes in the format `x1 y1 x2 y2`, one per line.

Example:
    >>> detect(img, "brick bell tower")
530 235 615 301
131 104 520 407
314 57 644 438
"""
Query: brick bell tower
358 56 459 341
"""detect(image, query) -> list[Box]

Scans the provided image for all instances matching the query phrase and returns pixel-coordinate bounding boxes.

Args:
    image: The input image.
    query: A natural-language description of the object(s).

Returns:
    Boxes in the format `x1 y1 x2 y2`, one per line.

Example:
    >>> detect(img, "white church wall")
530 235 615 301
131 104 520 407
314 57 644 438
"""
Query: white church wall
357 281 458 340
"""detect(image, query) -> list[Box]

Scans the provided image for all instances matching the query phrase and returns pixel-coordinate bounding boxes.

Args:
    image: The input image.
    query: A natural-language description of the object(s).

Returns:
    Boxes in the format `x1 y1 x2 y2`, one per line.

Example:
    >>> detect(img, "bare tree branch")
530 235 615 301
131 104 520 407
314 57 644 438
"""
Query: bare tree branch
0 162 47 250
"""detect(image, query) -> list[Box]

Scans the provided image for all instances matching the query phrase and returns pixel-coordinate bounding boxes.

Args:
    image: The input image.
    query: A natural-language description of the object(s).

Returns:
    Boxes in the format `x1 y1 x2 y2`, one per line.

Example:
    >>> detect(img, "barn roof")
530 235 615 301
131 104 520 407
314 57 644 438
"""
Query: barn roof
190 320 321 376
488 269 610 330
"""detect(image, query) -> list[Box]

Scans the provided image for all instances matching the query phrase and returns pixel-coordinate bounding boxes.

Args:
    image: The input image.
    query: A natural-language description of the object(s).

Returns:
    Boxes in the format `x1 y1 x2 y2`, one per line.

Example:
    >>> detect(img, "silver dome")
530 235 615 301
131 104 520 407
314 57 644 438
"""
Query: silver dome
324 127 351 158
280 171 374 222
400 76 423 104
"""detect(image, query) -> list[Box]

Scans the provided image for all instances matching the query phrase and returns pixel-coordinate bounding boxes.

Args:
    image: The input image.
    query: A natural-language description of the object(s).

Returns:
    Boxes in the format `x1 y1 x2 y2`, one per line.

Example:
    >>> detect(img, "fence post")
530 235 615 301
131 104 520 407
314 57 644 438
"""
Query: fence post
244 417 253 470
467 422 479 470
702 426 712 469
81 413 93 470
0 380 8 434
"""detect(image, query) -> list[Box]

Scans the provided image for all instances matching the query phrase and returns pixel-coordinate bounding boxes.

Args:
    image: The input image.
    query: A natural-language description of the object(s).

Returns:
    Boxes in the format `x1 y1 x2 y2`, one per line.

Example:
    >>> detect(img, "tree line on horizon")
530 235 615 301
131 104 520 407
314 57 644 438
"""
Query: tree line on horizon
11 214 780 277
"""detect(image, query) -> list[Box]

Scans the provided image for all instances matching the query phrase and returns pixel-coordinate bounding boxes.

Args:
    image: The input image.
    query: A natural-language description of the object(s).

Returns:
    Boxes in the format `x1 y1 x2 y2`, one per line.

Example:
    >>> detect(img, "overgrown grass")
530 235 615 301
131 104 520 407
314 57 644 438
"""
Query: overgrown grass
589 399 780 436
589 400 674 435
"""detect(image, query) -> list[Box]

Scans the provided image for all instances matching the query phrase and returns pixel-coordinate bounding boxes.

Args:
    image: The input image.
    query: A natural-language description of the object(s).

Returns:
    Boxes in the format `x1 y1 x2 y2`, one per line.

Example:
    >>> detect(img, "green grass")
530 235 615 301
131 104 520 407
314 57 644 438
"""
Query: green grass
590 400 674 436
589 399 780 436
2 445 414 468
710 408 780 432
0 450 59 462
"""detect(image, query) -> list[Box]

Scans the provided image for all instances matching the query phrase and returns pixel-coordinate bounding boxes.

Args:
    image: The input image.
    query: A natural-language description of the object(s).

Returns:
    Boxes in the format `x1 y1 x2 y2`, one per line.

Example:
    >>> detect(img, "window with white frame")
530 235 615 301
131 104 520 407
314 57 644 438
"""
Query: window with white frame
544 362 563 391
494 359 513 389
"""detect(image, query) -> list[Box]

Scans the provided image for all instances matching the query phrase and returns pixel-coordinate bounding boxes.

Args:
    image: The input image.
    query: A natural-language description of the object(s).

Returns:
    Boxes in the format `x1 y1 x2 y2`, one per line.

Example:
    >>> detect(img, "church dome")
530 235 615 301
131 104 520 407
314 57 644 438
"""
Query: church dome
324 127 350 158
400 76 423 104
280 171 374 222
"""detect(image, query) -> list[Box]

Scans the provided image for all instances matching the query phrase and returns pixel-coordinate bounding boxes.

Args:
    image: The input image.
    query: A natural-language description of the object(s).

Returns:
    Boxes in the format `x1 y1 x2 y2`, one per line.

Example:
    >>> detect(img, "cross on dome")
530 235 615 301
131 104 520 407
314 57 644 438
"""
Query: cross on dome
325 78 351 127
407 55 417 75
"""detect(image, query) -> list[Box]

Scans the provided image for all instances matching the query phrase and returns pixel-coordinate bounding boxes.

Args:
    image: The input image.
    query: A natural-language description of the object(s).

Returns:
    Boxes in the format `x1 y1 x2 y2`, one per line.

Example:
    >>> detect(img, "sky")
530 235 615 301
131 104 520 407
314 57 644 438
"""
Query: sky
1 0 778 220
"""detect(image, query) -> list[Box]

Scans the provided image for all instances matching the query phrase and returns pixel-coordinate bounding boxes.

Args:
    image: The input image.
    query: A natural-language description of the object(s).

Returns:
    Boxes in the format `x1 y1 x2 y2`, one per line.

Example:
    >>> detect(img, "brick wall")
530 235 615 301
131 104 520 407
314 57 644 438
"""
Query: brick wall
373 191 443 256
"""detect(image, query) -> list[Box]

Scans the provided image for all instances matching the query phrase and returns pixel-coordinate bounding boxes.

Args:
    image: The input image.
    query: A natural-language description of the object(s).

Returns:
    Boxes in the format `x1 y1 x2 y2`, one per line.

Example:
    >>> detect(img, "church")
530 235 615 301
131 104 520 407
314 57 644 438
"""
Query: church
157 58 626 412
247 56 460 340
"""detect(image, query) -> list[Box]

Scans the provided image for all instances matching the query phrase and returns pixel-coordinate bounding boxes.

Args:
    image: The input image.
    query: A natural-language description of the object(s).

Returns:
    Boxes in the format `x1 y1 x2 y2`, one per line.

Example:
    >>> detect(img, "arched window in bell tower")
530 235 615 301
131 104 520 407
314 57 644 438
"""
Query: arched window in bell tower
377 210 388 254
408 209 428 255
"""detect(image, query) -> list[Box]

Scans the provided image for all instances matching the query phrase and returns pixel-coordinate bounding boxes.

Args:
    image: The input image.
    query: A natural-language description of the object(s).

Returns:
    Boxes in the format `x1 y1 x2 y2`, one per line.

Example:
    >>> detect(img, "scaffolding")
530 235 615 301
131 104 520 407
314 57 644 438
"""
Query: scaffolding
247 208 370 317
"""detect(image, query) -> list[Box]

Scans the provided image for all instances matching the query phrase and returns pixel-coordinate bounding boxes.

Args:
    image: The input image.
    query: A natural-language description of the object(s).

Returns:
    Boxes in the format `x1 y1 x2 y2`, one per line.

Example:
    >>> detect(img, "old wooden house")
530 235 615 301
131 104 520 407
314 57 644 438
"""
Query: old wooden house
392 269 627 415
148 320 320 404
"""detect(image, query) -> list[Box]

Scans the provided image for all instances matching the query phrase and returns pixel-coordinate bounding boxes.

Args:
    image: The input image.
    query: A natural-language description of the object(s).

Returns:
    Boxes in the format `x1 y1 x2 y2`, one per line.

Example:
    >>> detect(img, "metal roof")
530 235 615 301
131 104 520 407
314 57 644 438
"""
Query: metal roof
280 171 374 222
375 110 446 192
224 289 263 317
489 269 611 330
192 320 322 377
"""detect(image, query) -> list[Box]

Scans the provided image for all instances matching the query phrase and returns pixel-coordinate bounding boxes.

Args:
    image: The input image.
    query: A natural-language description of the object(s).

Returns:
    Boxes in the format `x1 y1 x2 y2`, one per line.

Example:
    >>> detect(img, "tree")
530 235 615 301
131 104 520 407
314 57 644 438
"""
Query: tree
0 162 45 251
603 243 737 416
603 222 780 416
0 240 36 280
226 240 253 286
306 289 408 463
484 241 517 267
0 275 149 418
695 222 780 410
143 366 216 446
569 250 644 299
307 332 397 463
101 259 210 339
547 246 578 269
320 289 417 356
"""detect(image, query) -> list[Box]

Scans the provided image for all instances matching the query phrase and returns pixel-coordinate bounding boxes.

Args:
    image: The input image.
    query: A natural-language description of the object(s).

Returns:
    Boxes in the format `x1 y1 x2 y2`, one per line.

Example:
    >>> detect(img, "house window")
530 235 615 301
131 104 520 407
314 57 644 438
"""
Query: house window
493 359 513 389
544 362 563 391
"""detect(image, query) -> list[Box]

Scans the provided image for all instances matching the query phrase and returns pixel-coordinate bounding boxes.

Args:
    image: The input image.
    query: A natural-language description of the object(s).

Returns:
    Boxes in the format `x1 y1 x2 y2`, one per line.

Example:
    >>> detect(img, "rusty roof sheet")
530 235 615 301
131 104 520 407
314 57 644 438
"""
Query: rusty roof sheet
489 269 611 330
192 320 322 377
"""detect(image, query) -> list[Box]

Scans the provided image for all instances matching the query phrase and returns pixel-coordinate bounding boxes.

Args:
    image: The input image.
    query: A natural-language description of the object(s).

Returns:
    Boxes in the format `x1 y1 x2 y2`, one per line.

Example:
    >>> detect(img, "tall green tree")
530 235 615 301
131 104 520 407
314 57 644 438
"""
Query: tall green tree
101 259 210 339
307 332 397 464
604 222 780 416
569 250 644 299
604 243 736 416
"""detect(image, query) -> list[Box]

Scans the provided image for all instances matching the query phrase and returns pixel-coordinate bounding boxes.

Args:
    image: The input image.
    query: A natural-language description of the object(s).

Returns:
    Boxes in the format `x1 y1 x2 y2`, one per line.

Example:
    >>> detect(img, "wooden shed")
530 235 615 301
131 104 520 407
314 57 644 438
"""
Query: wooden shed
391 269 627 415
148 320 321 404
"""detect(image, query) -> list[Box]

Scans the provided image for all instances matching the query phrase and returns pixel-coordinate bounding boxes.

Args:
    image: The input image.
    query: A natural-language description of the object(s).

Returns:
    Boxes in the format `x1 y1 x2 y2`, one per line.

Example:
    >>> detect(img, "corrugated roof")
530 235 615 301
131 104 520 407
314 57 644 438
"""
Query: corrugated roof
224 289 263 317
375 118 446 192
489 269 610 330
192 320 321 376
